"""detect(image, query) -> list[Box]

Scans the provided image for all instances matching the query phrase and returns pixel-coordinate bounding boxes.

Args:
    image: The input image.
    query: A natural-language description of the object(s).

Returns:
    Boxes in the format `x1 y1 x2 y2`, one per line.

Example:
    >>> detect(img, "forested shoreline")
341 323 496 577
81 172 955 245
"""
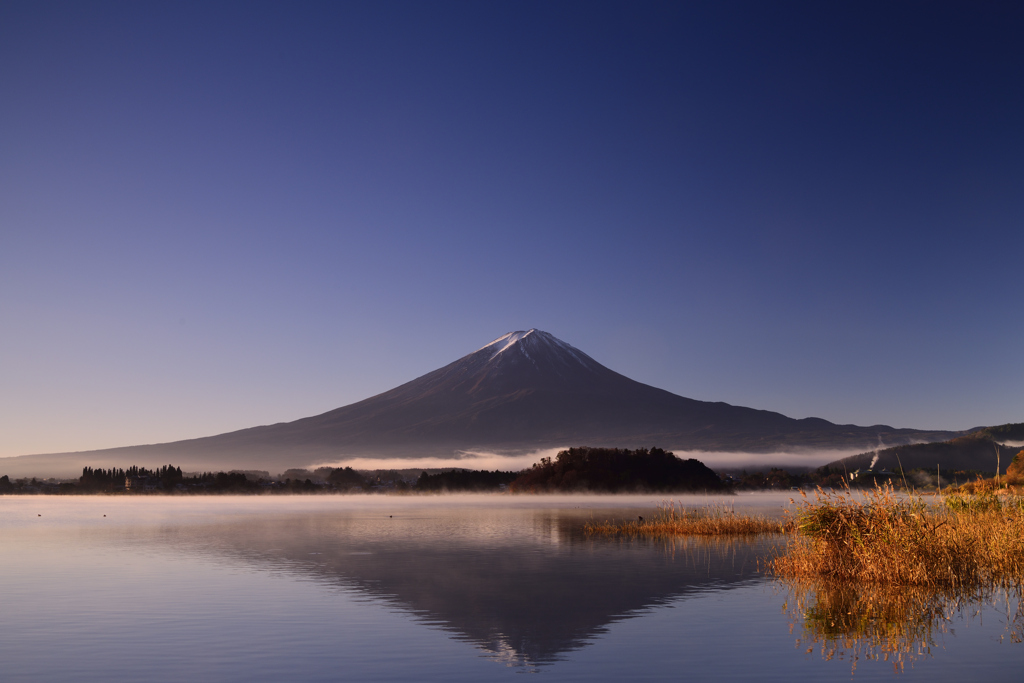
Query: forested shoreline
0 445 1005 495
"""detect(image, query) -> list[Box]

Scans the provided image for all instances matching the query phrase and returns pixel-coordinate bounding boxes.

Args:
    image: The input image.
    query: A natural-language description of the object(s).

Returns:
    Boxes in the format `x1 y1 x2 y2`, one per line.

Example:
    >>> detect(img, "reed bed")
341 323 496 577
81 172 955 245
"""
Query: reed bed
946 474 1024 496
772 485 1024 587
586 487 1024 589
585 501 790 537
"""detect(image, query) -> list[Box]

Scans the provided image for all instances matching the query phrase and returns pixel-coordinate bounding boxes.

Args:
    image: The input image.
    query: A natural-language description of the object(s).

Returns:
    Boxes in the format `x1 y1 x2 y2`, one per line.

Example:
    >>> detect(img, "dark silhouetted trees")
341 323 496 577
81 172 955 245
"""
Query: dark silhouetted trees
80 466 128 492
328 467 368 490
415 469 518 492
510 447 725 493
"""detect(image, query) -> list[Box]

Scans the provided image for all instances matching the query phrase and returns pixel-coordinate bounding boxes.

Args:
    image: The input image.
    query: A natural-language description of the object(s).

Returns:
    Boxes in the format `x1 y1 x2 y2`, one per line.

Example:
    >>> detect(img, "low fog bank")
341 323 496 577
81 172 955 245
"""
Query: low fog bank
0 491 800 531
667 448 869 473
312 446 865 475
0 447 572 480
2 445 869 482
310 448 566 474
0 453 83 479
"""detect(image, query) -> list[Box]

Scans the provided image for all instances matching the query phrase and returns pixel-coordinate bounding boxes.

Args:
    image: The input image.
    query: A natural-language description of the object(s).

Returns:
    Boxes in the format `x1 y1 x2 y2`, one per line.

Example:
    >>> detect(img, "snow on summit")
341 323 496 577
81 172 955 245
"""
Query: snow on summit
477 329 592 368
479 329 537 358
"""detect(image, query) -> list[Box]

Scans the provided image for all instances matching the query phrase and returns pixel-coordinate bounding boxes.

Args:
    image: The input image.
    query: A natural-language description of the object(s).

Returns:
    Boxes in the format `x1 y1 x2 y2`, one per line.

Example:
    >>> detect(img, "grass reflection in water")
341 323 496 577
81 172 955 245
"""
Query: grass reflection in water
585 490 1024 675
780 580 1024 674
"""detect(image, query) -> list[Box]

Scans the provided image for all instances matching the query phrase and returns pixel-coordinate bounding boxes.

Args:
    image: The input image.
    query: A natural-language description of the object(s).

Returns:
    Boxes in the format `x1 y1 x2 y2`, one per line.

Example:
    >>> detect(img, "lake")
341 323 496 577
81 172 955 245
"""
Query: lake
0 494 1020 681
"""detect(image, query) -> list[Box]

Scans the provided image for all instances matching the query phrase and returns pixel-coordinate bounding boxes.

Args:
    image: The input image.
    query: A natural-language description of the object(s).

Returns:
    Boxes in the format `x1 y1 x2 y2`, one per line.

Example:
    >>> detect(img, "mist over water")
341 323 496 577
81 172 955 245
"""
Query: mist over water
1 495 1020 681
0 492 794 529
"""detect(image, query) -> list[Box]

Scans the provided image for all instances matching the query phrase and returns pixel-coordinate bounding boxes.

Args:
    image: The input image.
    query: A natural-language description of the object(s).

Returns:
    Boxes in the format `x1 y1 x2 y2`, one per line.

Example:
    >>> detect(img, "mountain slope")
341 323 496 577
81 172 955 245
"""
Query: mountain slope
827 426 1024 474
2 329 959 476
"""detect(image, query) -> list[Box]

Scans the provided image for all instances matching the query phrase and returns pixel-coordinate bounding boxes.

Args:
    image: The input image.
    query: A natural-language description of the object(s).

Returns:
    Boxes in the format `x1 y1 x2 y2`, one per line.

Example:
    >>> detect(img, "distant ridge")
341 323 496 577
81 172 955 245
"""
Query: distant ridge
2 329 960 476
827 423 1024 474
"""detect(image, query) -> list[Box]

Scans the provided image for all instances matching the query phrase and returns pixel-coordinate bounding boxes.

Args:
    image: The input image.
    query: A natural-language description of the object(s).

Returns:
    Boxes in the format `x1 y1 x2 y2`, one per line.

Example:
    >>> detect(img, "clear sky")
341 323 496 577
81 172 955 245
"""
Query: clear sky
2 1 1023 457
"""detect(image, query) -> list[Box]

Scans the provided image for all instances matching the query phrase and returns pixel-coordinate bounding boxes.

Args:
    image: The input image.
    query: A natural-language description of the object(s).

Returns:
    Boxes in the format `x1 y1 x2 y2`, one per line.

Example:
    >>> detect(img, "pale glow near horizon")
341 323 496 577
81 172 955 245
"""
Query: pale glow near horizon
310 446 868 473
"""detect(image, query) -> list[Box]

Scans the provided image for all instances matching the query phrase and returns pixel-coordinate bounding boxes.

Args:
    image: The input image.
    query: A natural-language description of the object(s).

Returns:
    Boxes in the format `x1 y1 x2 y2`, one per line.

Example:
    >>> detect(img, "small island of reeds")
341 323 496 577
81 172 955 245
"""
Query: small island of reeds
775 486 1024 587
588 484 1024 588
585 502 789 536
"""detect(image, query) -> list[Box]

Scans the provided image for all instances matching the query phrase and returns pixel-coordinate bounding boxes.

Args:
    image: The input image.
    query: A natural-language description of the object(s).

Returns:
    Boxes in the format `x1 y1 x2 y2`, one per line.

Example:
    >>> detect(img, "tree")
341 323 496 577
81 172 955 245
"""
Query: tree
510 447 725 493
1007 449 1024 480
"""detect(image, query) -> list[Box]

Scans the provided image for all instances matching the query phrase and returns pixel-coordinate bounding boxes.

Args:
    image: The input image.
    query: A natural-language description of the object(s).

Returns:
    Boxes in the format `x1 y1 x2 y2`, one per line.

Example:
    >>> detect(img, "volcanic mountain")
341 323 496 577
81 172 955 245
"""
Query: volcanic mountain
3 329 959 476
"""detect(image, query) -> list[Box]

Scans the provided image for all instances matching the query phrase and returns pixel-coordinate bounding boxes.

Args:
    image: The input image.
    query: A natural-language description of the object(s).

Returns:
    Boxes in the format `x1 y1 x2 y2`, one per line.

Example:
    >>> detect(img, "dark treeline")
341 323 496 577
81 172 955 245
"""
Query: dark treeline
1 465 401 495
728 467 847 491
510 447 726 493
4 447 1001 495
1 466 312 495
328 467 370 489
727 465 993 491
79 464 257 493
80 465 184 492
416 469 518 492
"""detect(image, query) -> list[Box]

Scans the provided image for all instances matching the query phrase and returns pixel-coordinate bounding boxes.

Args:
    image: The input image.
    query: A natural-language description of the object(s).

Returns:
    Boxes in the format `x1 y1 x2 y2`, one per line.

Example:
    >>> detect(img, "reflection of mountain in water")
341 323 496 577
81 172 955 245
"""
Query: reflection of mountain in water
172 508 782 667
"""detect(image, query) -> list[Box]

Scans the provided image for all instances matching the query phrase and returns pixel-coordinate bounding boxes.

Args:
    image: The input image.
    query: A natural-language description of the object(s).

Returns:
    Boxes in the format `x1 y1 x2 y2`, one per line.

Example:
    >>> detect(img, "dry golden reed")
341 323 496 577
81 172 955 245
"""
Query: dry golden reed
772 485 1024 587
947 473 1024 495
585 486 1024 589
585 501 790 537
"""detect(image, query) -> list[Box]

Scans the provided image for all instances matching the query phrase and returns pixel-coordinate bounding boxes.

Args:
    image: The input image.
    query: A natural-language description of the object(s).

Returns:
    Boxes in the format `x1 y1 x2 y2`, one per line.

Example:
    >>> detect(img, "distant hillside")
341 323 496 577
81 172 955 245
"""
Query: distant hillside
972 423 1024 444
3 329 961 477
828 425 1024 474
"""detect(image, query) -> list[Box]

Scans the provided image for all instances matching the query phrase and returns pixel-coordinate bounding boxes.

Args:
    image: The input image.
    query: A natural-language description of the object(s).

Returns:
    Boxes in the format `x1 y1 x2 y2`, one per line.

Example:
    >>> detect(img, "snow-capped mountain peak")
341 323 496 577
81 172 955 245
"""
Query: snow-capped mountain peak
479 329 538 358
476 329 592 369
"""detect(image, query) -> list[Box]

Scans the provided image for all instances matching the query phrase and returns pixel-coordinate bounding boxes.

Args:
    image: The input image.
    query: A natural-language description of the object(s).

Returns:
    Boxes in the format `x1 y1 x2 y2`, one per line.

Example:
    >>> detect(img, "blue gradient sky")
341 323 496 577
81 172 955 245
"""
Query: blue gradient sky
2 1 1023 457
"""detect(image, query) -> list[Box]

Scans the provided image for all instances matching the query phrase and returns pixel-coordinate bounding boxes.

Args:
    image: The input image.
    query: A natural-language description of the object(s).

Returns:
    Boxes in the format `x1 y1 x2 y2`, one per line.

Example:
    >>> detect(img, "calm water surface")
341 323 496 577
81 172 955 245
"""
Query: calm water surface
0 494 1020 681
